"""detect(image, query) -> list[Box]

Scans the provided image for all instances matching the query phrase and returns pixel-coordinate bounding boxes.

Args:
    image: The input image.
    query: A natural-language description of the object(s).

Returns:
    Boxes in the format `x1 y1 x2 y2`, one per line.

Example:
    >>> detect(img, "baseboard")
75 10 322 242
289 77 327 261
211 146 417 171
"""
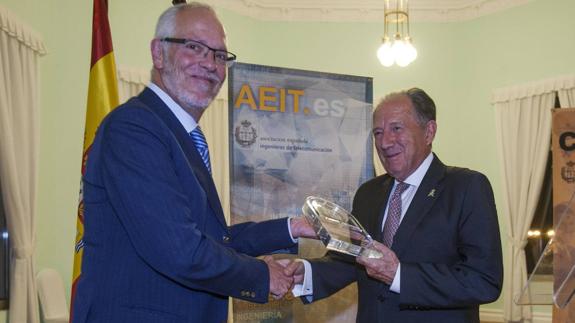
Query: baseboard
480 308 552 323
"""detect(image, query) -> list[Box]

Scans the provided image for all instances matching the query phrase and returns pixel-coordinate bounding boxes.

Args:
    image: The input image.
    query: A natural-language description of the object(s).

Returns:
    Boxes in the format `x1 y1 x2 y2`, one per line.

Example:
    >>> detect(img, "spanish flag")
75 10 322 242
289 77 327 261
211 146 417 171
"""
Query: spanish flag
70 0 119 319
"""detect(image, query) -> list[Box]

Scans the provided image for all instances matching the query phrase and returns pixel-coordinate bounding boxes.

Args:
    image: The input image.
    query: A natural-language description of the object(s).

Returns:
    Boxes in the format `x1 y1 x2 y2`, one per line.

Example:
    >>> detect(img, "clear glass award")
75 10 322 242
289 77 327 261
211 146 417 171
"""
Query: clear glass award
302 196 382 259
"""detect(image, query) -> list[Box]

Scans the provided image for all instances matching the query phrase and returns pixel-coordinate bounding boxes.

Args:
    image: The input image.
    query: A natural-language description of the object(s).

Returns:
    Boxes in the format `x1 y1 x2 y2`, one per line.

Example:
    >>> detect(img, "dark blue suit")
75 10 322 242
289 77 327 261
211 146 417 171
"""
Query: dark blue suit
73 88 297 323
307 156 503 323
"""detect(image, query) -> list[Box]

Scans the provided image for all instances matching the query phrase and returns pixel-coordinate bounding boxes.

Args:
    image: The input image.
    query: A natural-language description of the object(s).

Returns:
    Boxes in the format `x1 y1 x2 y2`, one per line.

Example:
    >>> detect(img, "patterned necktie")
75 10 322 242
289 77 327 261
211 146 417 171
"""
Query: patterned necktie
382 182 410 247
189 126 212 175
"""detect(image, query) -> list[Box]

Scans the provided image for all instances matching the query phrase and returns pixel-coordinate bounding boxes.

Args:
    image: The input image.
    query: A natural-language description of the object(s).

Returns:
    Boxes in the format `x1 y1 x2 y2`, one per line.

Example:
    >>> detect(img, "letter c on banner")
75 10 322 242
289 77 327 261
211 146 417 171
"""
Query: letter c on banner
560 131 575 151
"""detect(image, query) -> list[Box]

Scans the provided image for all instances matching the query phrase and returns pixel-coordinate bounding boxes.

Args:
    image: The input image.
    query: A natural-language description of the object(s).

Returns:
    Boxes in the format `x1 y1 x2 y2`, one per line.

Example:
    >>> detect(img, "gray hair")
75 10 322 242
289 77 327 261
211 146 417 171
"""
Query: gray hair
154 2 217 38
380 87 436 126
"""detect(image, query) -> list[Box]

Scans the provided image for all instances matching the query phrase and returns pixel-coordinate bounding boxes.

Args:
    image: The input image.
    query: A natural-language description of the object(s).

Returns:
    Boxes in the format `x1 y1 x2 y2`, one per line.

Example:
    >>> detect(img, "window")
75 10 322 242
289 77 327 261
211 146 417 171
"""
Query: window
524 94 559 275
525 151 553 275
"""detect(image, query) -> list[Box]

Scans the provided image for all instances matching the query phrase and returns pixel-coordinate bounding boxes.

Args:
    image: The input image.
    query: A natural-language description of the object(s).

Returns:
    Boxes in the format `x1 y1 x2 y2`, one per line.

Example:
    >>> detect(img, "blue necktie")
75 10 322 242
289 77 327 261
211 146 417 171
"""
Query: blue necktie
190 126 212 175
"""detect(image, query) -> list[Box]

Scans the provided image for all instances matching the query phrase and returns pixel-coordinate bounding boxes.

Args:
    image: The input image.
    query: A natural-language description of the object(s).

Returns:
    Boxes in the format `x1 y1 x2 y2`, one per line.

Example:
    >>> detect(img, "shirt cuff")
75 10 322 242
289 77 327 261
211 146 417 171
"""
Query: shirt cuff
389 263 401 293
287 217 298 243
291 259 313 298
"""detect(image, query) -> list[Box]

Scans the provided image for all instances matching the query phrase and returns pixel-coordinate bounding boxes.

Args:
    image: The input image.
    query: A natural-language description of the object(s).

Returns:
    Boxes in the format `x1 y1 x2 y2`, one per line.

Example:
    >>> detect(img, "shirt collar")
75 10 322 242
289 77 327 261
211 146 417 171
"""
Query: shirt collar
147 82 198 133
396 152 434 188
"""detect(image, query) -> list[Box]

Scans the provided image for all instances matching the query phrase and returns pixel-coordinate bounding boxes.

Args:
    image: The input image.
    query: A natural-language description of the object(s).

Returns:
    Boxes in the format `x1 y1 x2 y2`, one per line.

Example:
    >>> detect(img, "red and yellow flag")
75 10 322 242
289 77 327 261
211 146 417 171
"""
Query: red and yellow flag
70 0 119 319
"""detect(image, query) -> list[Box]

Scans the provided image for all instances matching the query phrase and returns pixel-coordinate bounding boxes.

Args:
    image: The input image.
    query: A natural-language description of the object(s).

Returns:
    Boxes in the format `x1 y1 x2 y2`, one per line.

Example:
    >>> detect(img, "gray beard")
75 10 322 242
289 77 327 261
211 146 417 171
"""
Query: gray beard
163 73 216 110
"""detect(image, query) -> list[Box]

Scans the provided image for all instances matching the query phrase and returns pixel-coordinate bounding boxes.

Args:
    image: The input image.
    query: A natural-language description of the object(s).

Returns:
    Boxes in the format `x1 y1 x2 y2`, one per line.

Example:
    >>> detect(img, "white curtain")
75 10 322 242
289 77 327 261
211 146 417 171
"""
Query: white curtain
556 75 575 107
0 5 46 323
117 66 148 103
117 67 231 221
492 77 566 322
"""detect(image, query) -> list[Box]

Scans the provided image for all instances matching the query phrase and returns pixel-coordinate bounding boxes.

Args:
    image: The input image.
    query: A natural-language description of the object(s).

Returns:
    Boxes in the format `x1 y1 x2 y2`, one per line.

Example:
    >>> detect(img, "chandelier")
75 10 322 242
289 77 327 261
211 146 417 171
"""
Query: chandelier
377 0 418 67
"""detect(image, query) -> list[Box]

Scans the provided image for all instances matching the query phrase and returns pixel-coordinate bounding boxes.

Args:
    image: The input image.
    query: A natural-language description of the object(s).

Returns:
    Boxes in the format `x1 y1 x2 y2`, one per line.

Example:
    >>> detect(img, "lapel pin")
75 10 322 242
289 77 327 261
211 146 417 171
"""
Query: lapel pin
428 189 436 197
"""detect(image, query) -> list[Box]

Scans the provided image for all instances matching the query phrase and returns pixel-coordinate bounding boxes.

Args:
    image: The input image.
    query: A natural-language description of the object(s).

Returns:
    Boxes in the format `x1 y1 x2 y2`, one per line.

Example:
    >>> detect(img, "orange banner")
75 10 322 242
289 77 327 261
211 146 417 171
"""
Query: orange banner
552 108 575 322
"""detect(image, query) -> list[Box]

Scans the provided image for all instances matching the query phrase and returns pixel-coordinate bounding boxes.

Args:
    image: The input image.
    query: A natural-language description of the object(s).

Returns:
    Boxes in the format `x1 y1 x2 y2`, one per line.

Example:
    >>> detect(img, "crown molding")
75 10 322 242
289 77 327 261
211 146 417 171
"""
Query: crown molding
211 0 533 22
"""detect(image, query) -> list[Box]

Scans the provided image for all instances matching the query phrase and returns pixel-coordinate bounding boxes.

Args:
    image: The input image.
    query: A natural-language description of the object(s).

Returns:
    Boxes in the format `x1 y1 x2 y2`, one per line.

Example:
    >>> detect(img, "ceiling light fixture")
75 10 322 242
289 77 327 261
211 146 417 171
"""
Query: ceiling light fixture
377 0 417 67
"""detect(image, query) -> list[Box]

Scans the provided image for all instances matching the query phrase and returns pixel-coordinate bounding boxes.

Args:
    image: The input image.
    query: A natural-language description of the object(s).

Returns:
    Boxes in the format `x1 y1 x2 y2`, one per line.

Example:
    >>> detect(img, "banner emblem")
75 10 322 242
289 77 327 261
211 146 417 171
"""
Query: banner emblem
235 120 257 147
561 160 575 183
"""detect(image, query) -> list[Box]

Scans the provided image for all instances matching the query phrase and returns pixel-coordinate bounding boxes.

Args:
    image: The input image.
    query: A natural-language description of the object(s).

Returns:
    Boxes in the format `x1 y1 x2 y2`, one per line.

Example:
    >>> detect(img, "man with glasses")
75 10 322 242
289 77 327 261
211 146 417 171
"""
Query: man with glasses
72 3 314 323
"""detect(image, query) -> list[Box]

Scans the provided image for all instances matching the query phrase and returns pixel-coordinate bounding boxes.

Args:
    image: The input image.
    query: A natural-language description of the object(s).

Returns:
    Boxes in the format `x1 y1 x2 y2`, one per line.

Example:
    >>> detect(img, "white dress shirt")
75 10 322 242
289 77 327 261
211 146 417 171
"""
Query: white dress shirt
148 83 199 131
293 153 434 298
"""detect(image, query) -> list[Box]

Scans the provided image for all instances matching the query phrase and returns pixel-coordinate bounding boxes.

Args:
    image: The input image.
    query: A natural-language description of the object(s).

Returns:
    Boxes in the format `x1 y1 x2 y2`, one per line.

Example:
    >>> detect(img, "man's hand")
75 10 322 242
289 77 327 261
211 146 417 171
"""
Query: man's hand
289 217 317 239
356 240 399 284
263 256 293 299
278 259 305 285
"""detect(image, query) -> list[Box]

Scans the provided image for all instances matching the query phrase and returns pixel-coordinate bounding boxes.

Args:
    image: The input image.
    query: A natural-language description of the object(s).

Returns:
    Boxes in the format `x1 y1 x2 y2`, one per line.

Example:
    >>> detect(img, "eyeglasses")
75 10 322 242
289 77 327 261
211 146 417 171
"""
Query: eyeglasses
161 37 237 67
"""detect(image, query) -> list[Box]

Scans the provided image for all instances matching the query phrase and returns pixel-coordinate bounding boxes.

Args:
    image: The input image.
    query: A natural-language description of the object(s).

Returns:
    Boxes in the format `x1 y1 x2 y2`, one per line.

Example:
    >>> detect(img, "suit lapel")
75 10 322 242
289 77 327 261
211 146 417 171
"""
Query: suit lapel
392 155 446 256
138 88 227 228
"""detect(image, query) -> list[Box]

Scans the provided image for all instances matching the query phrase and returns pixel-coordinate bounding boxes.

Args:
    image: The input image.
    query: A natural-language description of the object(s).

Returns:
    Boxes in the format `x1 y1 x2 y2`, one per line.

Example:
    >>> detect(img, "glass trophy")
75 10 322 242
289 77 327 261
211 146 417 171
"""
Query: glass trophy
302 196 382 259
515 190 575 308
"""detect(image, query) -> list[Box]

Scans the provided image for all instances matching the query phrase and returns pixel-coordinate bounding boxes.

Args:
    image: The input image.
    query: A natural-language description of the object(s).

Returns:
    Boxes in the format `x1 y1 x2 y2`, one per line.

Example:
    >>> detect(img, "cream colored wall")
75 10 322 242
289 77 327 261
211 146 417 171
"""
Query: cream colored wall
0 0 574 321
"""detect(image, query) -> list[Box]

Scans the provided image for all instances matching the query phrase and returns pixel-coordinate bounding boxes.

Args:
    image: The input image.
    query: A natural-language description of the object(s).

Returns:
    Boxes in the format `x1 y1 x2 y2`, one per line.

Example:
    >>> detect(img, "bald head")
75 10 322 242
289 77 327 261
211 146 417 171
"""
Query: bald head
376 88 436 127
155 3 221 39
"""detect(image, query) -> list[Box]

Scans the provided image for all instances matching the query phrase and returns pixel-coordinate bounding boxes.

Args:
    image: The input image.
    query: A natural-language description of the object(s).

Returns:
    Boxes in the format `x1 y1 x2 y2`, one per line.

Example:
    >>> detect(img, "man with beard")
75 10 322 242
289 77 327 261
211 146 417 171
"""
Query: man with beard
72 3 314 323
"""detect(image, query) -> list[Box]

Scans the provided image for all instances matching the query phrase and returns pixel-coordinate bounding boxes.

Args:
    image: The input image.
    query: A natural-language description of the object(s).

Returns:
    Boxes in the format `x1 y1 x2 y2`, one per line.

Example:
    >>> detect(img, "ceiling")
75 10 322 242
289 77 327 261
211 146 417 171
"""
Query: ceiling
210 0 532 22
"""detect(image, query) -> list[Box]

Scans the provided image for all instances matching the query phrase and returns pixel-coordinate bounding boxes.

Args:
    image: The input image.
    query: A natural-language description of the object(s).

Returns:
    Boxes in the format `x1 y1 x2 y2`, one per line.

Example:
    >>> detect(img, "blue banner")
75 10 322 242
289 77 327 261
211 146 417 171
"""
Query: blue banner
229 62 373 322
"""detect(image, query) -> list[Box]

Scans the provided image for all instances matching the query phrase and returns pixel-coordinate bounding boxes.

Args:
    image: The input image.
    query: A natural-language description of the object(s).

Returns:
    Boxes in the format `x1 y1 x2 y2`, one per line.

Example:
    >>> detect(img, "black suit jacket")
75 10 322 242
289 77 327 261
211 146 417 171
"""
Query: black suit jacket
308 155 503 323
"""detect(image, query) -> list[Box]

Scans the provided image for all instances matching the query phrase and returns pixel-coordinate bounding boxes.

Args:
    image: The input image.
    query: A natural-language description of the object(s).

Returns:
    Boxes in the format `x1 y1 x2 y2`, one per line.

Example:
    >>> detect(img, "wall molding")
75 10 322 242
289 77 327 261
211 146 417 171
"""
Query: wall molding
211 0 533 22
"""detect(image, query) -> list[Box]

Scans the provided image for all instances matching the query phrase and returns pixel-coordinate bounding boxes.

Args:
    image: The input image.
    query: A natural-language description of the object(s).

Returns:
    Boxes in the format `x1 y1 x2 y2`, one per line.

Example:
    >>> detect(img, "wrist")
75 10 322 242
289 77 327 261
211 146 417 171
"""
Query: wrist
289 217 304 238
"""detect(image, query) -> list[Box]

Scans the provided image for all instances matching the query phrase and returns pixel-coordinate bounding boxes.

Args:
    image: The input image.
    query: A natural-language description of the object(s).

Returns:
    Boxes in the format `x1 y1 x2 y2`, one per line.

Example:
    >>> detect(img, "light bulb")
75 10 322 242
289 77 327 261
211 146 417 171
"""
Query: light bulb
533 230 541 237
391 39 409 67
377 42 394 67
403 38 418 64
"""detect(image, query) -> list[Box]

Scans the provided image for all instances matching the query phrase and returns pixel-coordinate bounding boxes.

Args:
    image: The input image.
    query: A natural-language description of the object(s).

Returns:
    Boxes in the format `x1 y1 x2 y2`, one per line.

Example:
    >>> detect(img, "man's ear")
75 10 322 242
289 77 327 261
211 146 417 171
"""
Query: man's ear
425 120 437 145
151 39 164 69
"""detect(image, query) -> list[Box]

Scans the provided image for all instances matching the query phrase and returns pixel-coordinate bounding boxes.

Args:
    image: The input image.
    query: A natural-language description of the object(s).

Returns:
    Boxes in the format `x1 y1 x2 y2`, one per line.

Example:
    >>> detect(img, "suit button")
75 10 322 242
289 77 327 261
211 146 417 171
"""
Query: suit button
223 235 230 243
377 295 385 302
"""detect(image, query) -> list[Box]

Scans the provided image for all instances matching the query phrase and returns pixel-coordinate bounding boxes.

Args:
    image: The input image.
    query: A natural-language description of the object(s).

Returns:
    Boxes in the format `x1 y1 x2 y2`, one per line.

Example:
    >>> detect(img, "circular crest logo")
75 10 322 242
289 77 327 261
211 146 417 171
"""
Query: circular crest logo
561 160 575 184
235 120 257 147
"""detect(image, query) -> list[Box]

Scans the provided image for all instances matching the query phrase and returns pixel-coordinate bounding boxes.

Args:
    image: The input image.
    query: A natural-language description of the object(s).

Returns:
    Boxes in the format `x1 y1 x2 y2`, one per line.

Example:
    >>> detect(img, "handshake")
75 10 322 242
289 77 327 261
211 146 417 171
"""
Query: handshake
263 256 305 300
261 212 401 300
259 216 315 300
262 239 399 300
